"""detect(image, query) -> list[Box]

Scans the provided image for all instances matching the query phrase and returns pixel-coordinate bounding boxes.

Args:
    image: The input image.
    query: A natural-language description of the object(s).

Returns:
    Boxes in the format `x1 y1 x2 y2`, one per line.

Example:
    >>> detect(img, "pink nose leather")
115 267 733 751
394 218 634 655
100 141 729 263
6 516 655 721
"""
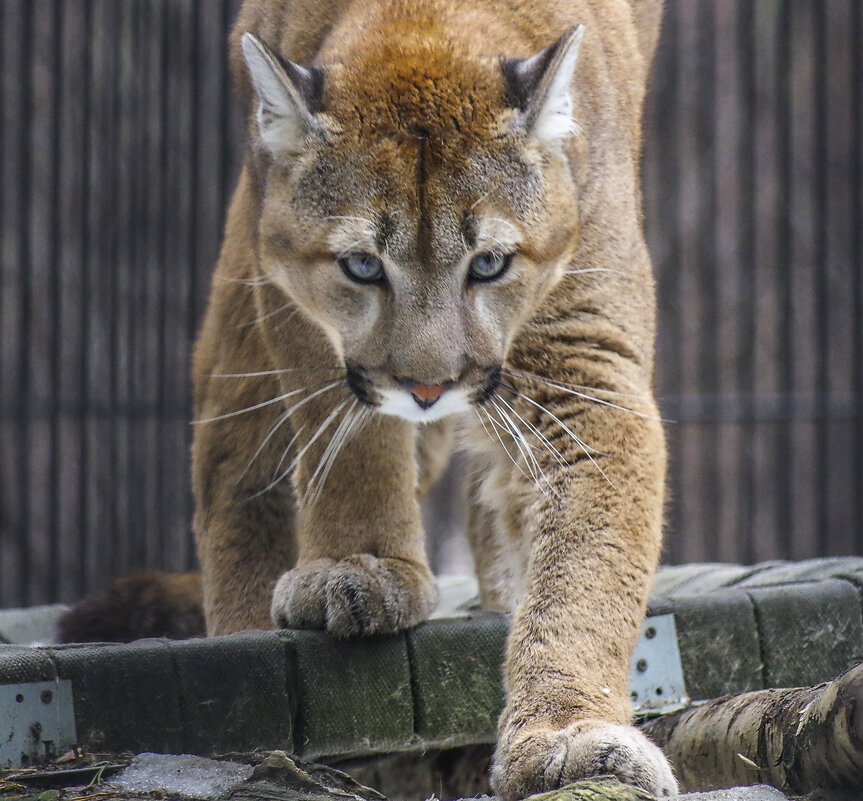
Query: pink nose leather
408 383 449 404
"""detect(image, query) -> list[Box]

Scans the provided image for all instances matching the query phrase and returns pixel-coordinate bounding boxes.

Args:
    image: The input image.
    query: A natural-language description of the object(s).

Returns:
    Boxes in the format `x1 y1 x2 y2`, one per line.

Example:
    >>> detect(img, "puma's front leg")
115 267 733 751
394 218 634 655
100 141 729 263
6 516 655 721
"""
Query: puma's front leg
490 410 678 799
271 410 437 637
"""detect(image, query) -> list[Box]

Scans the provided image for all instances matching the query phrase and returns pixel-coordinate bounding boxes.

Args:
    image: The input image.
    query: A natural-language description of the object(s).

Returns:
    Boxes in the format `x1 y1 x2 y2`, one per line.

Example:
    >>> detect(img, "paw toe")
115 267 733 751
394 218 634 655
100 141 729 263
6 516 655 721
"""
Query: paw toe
493 721 678 800
325 559 392 636
270 555 436 637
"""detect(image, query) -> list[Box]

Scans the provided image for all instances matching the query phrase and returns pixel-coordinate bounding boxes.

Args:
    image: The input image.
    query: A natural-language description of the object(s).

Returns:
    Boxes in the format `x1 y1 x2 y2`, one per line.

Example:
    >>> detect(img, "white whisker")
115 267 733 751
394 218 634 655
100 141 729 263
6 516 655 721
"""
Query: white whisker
309 404 373 508
239 304 298 328
266 381 346 480
193 387 306 424
323 215 375 226
194 379 342 425
487 216 518 234
490 398 561 499
515 392 615 488
280 380 345 418
503 368 654 402
252 399 349 499
504 369 662 421
211 367 344 379
489 398 545 492
336 239 366 259
459 229 469 255
563 267 628 277
474 405 497 444
216 274 272 286
493 391 568 468
485 234 511 251
267 424 305 486
470 190 492 210
306 399 359 506
476 408 530 482
237 406 293 485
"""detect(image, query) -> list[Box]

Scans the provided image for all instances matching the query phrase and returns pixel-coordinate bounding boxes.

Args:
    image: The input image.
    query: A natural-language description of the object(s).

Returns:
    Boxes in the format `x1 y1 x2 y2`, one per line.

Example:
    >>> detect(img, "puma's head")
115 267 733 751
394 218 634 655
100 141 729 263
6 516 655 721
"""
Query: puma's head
242 25 584 423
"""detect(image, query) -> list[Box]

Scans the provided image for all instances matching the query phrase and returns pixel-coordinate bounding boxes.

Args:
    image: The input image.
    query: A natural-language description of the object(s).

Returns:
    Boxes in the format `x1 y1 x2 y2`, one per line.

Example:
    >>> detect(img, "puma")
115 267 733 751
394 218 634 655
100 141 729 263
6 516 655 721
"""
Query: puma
64 0 677 795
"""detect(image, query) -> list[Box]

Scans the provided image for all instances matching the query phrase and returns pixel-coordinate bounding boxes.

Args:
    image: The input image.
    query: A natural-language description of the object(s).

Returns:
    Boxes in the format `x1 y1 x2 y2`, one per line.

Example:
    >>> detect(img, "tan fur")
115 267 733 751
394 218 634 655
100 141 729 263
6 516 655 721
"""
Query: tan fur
193 0 675 796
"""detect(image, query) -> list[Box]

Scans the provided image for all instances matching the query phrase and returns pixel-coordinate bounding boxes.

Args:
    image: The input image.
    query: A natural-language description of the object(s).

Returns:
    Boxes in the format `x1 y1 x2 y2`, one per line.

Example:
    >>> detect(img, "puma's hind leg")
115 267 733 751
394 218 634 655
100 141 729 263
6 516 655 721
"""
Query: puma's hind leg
465 453 519 613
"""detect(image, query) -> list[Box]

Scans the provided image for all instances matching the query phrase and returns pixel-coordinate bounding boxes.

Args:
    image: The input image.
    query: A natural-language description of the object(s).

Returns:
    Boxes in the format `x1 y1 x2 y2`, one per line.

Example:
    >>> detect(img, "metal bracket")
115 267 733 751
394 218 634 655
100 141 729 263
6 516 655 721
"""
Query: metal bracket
0 680 77 768
630 614 688 715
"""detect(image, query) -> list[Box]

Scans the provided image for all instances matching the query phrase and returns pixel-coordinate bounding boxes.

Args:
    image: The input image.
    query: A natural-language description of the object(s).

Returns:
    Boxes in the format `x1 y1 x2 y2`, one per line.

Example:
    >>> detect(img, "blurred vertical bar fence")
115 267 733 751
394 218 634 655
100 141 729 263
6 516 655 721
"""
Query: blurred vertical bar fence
1 0 861 606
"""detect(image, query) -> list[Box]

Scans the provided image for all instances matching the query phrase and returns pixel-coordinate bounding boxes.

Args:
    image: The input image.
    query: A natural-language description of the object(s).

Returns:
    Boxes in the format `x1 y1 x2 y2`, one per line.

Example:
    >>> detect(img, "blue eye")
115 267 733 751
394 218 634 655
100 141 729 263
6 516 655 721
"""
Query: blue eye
339 252 384 283
469 251 512 281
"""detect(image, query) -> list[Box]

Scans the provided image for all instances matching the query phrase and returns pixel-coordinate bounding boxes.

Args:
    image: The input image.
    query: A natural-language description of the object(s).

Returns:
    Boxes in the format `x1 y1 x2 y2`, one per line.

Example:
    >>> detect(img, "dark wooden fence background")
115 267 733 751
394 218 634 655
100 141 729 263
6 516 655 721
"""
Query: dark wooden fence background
1 0 861 607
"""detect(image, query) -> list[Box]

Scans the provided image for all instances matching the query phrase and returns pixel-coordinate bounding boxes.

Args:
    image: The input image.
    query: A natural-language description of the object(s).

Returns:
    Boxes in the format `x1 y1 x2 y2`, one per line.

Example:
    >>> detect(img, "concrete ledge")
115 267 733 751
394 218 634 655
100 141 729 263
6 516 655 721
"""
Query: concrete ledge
1 558 863 763
281 629 413 759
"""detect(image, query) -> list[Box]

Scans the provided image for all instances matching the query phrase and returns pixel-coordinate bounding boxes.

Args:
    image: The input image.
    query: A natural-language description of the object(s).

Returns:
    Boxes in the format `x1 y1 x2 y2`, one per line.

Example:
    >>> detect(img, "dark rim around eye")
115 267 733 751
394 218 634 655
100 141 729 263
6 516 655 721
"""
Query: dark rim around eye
469 252 514 282
339 253 385 284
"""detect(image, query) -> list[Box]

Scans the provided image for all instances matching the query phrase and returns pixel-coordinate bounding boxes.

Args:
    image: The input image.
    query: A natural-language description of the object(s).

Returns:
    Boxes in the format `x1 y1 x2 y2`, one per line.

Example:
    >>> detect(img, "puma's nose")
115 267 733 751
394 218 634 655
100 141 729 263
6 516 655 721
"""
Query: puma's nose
396 379 454 409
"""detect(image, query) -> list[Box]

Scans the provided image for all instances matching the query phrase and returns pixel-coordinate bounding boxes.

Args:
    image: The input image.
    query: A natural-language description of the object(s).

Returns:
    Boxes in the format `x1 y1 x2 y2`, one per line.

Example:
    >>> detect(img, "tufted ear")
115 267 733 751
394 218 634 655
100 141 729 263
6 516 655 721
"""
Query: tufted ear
241 32 323 153
501 25 585 142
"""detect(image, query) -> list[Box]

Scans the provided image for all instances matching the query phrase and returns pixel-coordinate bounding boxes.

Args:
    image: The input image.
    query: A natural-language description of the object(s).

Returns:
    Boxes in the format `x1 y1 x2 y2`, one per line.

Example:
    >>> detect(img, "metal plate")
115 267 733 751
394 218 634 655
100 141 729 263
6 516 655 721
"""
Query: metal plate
630 614 688 715
0 680 77 768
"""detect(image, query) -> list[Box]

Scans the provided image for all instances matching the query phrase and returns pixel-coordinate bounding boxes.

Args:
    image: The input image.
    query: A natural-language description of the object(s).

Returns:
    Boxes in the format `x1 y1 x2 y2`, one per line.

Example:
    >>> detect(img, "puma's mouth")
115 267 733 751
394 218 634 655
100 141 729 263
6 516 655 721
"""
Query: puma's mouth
344 363 500 423
377 386 471 423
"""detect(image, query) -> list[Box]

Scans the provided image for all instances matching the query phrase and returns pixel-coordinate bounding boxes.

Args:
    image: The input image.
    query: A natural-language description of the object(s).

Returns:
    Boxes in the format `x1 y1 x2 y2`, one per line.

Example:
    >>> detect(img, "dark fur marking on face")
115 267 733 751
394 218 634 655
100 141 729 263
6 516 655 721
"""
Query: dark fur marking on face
266 231 294 255
375 212 398 253
411 126 433 266
461 210 478 250
473 365 503 406
296 157 347 218
345 362 378 406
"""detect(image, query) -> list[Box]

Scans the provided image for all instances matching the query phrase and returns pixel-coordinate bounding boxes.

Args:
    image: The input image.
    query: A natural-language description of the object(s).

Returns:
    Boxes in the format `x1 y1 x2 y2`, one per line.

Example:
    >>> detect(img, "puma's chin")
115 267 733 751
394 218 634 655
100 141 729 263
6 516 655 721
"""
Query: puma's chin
376 387 471 423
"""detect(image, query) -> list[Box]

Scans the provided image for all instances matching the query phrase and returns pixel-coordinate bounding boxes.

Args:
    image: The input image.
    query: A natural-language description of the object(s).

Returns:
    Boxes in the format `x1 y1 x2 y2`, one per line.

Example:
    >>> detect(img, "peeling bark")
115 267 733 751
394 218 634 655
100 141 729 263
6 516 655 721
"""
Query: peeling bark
639 663 863 793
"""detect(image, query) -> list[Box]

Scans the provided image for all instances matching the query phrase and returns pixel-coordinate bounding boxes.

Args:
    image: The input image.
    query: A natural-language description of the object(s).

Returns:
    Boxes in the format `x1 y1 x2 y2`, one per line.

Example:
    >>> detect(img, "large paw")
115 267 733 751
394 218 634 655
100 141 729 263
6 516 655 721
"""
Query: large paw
491 719 678 800
270 554 437 637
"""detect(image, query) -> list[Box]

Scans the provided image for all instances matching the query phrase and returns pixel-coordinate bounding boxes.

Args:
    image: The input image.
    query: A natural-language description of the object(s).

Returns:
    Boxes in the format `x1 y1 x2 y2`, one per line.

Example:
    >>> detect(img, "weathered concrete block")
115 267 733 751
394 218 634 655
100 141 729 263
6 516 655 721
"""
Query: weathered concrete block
48 639 184 753
650 589 763 700
280 630 414 759
407 613 508 747
170 631 294 755
746 579 863 688
0 644 58 683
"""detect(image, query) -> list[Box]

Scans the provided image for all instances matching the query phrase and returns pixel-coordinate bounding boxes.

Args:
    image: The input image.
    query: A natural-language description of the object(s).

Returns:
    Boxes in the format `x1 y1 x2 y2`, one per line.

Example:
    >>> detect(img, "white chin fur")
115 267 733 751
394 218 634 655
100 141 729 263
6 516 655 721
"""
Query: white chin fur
377 388 471 423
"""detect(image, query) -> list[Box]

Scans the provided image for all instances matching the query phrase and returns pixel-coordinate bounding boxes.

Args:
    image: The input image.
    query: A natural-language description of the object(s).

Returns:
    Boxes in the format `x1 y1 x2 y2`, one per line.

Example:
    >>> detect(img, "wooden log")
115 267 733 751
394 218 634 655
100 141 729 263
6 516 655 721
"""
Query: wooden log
639 663 863 793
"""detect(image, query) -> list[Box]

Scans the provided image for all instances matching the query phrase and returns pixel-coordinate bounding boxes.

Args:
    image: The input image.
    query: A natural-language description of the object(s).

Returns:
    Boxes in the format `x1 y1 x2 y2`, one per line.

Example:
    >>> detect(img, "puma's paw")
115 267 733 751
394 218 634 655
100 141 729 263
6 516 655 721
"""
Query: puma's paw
491 719 678 800
270 554 437 637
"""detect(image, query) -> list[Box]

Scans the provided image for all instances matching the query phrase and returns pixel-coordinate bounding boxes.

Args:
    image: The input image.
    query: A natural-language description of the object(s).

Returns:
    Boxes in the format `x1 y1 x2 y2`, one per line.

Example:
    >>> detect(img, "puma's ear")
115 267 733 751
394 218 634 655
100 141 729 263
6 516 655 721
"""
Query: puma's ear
241 32 323 153
501 25 585 142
